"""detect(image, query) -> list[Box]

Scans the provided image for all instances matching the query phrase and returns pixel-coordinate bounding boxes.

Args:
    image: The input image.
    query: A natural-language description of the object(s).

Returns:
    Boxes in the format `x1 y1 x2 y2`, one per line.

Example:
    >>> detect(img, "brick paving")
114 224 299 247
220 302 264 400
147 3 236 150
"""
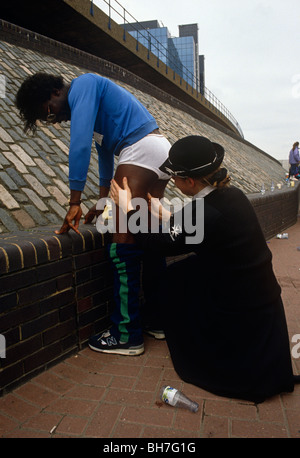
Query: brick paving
0 216 299 439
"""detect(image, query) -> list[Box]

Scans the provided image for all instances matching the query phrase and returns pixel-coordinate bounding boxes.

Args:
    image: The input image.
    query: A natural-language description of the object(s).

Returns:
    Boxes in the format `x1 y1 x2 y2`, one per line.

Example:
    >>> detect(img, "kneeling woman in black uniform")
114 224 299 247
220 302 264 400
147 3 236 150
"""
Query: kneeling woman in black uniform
110 135 299 403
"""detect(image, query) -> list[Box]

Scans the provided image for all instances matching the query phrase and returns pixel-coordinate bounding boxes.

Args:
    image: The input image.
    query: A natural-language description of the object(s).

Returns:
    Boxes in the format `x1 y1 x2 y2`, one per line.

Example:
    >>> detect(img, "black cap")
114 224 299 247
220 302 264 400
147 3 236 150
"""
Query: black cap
160 136 225 177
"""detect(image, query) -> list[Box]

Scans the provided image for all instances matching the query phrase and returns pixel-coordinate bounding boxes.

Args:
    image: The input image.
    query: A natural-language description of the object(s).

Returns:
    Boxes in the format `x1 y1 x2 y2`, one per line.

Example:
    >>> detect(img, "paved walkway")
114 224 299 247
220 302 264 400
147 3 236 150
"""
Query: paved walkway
0 218 299 439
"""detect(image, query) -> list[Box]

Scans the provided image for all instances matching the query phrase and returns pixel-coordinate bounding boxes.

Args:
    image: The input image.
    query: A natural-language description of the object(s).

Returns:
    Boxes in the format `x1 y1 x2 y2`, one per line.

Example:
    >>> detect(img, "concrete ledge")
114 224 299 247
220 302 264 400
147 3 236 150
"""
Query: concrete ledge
0 19 244 143
0 1 241 136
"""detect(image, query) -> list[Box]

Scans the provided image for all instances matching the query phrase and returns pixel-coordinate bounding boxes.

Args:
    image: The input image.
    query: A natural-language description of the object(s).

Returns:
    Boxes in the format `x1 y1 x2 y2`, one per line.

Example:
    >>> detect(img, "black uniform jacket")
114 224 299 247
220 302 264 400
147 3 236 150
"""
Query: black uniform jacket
130 186 295 403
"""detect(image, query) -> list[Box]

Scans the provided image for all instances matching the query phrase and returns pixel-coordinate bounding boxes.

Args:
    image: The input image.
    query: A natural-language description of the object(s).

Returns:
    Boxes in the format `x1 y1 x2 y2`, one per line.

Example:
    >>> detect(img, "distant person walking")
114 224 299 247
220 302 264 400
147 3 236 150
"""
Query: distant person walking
288 141 300 178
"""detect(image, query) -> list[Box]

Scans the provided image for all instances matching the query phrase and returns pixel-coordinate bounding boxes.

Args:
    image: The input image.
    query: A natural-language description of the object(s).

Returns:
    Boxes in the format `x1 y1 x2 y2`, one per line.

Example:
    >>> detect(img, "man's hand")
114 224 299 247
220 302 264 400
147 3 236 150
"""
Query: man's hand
55 205 83 234
84 185 110 224
84 204 101 224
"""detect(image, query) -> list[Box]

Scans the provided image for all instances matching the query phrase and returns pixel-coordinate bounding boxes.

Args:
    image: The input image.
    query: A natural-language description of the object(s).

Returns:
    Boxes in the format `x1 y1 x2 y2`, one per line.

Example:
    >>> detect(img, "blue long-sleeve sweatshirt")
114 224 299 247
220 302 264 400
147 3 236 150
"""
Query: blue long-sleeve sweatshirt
67 73 158 191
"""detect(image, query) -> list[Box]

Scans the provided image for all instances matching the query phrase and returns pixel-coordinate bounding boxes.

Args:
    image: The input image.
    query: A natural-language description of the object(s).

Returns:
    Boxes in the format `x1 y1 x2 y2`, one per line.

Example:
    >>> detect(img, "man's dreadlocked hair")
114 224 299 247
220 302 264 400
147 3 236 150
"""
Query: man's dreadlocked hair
15 73 64 134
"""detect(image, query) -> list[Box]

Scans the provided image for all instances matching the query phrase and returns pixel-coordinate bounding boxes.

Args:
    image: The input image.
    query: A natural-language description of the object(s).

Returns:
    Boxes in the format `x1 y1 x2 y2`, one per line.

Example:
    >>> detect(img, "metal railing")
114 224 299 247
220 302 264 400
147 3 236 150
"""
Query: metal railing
92 0 244 137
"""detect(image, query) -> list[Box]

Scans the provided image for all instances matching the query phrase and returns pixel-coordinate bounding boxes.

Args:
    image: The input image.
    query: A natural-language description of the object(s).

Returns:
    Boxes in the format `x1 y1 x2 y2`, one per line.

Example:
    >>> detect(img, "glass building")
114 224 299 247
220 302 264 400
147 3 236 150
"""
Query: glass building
128 26 169 66
170 36 195 87
122 21 204 93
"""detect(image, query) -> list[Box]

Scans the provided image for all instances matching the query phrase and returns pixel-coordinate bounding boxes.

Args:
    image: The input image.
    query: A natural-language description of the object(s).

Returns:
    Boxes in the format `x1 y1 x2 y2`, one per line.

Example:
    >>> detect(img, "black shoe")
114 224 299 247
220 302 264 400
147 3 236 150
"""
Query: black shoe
88 330 144 356
143 327 165 340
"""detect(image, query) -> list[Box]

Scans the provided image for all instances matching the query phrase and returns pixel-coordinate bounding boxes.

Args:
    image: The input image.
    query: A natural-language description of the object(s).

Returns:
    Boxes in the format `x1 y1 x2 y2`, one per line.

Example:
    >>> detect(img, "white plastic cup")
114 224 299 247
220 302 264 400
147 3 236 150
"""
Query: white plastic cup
160 385 199 413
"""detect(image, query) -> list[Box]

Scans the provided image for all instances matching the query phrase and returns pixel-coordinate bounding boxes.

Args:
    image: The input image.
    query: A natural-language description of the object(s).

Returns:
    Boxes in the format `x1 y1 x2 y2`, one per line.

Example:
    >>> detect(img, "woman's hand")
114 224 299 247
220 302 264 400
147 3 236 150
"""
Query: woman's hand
55 205 83 234
111 177 171 222
110 177 134 213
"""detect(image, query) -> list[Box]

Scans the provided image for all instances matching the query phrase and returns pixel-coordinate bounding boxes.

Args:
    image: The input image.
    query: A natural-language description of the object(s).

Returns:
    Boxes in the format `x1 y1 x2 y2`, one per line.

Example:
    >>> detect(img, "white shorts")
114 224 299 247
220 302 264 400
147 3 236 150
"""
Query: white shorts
118 133 171 180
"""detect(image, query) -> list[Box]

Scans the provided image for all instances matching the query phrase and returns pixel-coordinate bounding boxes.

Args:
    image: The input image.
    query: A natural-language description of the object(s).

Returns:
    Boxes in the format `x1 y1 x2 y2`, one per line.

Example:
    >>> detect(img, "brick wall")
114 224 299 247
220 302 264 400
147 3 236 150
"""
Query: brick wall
0 226 114 394
248 185 300 240
0 185 299 395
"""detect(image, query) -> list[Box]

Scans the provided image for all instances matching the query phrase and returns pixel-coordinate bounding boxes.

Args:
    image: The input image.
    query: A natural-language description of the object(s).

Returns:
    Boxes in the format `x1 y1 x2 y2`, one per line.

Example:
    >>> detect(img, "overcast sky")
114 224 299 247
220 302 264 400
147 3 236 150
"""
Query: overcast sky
95 0 300 161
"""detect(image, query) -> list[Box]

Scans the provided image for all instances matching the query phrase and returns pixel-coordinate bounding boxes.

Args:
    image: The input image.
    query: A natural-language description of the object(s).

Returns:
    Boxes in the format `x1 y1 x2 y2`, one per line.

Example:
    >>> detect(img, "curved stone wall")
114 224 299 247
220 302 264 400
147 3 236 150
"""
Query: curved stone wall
0 36 288 234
